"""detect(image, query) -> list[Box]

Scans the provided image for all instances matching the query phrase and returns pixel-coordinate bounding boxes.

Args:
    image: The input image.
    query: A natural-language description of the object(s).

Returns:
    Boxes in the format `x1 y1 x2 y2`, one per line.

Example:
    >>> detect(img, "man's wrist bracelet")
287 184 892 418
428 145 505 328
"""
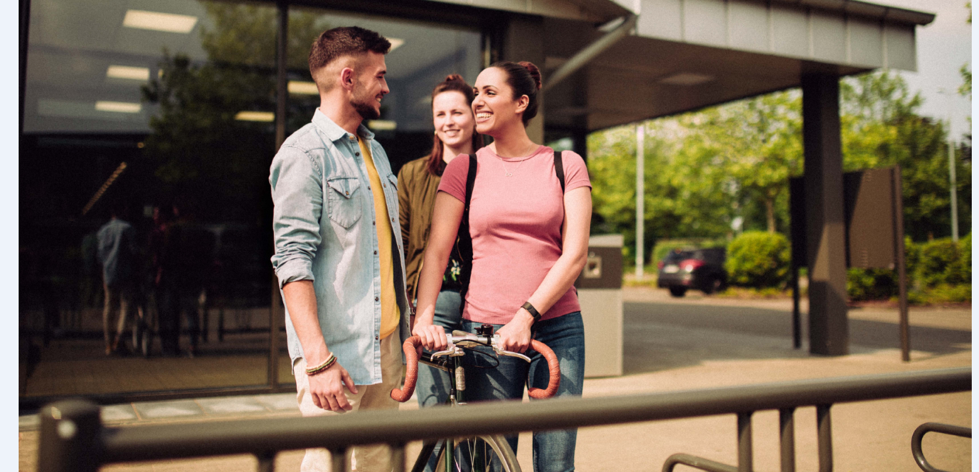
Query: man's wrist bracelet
306 353 337 376
521 301 542 324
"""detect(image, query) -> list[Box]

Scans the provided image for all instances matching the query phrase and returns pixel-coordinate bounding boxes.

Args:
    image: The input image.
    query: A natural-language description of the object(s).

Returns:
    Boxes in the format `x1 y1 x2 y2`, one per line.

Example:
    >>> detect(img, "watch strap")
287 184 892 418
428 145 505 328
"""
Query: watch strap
521 301 542 324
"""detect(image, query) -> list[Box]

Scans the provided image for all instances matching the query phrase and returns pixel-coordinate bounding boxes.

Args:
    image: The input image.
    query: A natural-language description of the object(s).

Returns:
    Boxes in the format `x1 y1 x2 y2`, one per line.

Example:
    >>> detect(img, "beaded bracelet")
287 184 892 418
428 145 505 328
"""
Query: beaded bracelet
305 353 337 376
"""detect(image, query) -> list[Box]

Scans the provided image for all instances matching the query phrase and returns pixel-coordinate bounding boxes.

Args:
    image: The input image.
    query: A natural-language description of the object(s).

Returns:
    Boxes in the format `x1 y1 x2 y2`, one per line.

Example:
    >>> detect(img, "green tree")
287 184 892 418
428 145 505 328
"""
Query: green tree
840 71 972 241
140 3 326 220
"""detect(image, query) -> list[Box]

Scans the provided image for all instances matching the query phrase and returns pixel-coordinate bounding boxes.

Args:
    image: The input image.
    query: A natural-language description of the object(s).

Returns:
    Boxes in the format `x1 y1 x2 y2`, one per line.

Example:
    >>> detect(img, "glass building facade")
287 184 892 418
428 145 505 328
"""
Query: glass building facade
20 0 484 404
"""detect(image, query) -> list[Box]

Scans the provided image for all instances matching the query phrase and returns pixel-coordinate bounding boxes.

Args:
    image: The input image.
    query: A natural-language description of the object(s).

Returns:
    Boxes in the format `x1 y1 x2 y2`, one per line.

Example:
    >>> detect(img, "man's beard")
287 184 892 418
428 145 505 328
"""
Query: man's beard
352 94 380 121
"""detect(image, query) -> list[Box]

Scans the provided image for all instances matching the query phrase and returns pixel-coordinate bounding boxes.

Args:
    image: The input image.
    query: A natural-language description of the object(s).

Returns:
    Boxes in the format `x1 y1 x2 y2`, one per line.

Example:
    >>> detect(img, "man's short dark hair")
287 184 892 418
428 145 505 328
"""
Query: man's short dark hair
308 26 391 78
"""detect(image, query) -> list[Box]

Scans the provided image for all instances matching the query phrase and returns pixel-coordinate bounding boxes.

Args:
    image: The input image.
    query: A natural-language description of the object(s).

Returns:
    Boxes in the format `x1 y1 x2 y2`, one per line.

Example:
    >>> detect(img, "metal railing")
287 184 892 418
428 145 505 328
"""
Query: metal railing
912 422 972 472
37 367 970 472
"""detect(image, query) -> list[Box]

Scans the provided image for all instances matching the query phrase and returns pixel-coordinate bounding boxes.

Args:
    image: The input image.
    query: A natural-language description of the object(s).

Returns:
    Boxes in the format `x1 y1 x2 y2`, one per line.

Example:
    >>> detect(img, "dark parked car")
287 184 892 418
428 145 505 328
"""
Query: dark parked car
656 248 728 297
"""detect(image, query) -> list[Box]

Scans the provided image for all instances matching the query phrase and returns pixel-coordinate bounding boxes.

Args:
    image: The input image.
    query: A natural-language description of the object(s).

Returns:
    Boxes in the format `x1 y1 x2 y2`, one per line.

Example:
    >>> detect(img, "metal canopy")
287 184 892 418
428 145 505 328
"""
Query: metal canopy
452 0 937 132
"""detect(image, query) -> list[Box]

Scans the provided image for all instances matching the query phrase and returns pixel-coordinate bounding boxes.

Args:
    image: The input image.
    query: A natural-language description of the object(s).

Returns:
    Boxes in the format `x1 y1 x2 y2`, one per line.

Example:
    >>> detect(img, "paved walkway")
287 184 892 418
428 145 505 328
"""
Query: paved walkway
19 288 972 471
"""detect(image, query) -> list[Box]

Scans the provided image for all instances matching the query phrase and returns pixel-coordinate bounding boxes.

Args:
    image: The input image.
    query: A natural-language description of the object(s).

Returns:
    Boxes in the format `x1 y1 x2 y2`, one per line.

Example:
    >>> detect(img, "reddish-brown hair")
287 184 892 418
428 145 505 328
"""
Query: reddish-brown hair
427 74 484 176
490 61 542 126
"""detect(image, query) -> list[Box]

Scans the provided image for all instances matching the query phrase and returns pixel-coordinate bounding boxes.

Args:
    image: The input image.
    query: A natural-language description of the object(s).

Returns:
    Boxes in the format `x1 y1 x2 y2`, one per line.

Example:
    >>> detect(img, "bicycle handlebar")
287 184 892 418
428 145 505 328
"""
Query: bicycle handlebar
390 334 561 402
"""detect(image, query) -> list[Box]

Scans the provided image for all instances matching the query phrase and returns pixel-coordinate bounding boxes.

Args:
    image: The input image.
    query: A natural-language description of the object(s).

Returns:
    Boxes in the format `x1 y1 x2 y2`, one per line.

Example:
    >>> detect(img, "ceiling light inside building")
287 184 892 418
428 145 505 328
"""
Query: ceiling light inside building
388 38 404 52
367 120 397 131
659 73 714 86
288 81 319 95
235 111 274 122
96 101 142 113
123 10 198 33
107 65 150 81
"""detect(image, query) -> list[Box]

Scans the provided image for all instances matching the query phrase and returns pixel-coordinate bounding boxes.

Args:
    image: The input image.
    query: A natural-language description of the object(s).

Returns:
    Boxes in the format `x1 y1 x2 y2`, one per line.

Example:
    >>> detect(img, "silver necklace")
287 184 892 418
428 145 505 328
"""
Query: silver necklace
500 157 525 177
502 160 515 177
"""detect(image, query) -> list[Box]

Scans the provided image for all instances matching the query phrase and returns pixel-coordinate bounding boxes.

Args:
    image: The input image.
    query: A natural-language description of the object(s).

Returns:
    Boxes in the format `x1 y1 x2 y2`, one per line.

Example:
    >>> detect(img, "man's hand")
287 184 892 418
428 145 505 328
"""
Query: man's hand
308 362 358 412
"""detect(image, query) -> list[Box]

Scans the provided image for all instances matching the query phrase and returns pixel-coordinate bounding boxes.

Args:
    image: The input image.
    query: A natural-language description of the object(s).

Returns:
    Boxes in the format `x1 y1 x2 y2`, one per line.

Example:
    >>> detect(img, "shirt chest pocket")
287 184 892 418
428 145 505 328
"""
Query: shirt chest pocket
326 177 363 229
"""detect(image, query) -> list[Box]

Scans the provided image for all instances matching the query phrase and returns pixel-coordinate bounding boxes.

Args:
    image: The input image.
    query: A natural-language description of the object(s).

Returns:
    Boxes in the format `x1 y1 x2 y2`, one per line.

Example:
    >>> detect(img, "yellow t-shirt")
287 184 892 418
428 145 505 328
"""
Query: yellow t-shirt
359 136 400 339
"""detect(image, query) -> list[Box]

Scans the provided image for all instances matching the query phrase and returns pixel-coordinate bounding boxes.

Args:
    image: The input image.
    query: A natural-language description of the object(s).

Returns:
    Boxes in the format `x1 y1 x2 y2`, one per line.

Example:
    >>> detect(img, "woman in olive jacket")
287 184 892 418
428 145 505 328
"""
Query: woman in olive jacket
396 74 482 416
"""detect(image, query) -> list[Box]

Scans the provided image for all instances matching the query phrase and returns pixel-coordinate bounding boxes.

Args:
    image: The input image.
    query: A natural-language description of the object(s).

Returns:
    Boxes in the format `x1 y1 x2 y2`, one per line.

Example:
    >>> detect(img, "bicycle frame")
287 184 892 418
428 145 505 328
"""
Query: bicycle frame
415 347 482 472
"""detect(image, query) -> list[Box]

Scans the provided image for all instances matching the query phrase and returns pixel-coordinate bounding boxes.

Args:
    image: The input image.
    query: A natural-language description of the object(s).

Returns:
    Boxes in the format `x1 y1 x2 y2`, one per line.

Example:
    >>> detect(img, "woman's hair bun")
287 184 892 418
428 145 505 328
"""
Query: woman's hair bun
444 74 465 84
518 61 542 91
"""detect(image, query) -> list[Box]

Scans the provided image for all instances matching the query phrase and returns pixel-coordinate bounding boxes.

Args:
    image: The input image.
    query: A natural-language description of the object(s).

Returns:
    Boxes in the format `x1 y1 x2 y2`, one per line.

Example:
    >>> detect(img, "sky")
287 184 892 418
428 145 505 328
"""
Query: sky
872 0 973 141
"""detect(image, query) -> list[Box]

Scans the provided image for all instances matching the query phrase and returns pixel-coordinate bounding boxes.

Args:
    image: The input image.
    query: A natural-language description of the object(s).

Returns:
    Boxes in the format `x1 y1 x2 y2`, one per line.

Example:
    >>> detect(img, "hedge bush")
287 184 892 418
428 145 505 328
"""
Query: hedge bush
724 231 791 288
845 234 971 302
917 237 970 287
846 268 898 301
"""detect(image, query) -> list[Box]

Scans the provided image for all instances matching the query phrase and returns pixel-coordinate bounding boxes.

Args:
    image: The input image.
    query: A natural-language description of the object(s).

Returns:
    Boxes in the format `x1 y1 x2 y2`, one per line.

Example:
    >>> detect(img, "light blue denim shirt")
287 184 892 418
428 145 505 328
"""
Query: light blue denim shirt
270 109 410 385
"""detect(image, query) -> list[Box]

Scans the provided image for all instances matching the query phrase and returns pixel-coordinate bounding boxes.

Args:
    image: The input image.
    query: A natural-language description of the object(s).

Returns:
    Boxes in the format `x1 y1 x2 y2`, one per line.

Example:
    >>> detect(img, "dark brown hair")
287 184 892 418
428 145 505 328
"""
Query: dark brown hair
427 74 484 176
490 61 542 126
308 26 391 81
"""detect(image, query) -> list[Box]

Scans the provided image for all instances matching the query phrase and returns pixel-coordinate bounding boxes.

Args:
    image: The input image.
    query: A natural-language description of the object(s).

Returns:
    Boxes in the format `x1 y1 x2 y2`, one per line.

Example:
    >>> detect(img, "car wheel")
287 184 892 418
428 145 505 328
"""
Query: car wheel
702 277 723 295
669 287 687 298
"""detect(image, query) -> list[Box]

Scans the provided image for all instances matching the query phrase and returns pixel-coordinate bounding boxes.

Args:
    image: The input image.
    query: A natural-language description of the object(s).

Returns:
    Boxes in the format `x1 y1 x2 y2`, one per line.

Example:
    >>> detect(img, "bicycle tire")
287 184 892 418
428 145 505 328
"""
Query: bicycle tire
432 434 521 472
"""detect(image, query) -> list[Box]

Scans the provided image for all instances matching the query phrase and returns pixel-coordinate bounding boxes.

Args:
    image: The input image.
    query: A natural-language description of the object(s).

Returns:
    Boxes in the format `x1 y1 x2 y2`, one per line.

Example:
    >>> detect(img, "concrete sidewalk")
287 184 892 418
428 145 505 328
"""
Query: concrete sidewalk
18 287 972 471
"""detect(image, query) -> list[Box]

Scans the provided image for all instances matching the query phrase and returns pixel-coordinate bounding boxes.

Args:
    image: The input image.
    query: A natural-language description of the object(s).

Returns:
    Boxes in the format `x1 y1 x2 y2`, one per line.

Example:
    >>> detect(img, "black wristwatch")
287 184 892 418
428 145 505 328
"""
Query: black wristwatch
521 301 541 324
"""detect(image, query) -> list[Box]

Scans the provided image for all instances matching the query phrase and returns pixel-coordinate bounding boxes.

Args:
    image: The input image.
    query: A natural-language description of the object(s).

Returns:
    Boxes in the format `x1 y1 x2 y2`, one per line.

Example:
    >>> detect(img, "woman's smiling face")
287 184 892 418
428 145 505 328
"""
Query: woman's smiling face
433 90 474 150
472 67 525 137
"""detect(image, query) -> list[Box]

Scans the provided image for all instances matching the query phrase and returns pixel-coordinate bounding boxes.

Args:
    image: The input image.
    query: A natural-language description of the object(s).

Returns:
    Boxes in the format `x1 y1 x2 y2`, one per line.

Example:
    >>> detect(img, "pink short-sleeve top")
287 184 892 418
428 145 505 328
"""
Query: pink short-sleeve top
437 145 591 325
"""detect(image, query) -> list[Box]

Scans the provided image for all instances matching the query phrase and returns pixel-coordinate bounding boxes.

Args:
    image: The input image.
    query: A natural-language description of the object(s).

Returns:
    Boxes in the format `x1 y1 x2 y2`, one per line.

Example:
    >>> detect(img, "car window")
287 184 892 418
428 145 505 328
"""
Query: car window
663 250 692 263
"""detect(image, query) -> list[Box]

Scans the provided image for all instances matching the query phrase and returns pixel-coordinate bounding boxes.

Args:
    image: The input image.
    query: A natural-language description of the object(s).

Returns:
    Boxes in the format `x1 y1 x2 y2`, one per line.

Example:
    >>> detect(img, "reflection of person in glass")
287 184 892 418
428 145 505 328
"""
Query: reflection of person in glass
156 201 208 358
97 201 138 356
396 74 482 471
269 26 410 472
413 61 592 472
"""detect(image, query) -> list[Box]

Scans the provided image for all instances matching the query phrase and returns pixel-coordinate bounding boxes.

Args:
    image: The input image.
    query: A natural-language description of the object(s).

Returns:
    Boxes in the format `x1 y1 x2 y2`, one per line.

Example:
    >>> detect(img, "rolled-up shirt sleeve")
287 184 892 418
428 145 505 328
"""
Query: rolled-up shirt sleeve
269 145 323 288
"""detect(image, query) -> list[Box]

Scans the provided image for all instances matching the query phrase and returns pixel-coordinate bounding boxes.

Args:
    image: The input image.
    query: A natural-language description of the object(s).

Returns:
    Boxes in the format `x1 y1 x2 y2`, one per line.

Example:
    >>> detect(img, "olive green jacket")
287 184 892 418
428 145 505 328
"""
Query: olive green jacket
397 156 442 300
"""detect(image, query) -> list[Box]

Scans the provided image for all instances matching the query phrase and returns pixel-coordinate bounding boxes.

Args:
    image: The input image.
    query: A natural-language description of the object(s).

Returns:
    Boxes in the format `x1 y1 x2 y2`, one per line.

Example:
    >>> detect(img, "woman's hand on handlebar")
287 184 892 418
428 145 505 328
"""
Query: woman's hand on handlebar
412 320 448 352
496 309 535 353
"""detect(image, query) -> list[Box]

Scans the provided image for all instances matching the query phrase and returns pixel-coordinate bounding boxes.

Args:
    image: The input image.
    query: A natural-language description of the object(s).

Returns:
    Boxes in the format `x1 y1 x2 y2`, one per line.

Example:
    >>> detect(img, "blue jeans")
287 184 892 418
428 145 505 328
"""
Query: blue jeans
416 289 463 472
460 312 585 472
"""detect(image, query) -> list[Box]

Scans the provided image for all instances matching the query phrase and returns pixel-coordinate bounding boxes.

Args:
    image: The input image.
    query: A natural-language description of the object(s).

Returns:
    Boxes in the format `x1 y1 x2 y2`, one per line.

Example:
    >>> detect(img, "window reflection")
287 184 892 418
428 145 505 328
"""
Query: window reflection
21 0 278 399
20 0 483 401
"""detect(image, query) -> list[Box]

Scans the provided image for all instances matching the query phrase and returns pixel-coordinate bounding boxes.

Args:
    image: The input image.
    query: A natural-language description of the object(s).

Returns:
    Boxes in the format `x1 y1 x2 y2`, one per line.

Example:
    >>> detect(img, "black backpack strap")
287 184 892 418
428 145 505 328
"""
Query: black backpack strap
456 154 477 301
554 150 565 193
465 154 477 208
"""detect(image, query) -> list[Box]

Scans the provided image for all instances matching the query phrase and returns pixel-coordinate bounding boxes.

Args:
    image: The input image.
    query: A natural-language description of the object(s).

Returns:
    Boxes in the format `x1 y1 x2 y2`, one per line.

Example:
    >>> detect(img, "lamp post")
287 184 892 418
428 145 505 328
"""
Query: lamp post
938 89 959 242
636 122 645 279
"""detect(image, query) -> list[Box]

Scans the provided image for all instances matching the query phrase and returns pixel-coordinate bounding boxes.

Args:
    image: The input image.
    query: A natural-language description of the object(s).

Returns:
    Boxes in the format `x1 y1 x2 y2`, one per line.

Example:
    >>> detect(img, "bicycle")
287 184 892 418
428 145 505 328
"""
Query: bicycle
391 324 561 472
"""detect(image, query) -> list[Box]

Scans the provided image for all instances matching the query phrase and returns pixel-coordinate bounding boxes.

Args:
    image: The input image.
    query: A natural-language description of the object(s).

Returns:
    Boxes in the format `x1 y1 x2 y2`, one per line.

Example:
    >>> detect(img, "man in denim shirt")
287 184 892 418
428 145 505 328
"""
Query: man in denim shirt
269 26 410 472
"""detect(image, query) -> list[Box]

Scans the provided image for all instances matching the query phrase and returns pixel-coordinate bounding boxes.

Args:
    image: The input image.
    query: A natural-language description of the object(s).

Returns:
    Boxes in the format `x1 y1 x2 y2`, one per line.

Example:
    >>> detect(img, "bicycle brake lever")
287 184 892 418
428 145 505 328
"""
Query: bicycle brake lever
430 344 462 359
495 349 531 363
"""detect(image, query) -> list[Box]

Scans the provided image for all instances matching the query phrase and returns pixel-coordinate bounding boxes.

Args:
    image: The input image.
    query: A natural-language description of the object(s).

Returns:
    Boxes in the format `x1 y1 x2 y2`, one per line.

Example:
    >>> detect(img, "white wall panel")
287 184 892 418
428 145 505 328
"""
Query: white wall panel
848 17 883 68
771 4 809 58
728 0 770 53
811 10 846 63
683 0 728 47
639 0 684 41
885 24 917 71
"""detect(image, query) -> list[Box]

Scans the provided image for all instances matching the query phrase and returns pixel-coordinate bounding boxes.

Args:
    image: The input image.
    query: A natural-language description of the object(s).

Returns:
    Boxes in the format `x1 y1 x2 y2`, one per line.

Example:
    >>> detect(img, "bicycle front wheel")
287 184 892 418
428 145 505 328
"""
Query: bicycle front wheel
435 434 521 472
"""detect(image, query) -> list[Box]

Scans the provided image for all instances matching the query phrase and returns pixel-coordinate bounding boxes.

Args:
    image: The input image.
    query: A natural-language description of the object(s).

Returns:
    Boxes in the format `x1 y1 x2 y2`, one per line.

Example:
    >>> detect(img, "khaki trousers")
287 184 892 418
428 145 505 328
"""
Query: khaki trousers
294 332 404 472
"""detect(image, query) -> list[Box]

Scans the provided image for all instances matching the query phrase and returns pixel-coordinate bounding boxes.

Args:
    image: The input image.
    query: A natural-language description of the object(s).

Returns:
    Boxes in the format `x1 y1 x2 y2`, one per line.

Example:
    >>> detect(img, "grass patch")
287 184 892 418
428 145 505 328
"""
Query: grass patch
714 286 796 299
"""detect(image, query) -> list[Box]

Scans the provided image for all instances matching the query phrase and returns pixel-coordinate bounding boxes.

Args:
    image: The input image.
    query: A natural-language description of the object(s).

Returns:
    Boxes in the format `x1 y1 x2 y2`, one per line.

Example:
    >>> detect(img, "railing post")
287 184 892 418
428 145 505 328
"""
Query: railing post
737 411 753 472
816 404 834 472
256 451 276 472
37 400 103 472
779 408 796 472
331 447 347 472
390 442 406 472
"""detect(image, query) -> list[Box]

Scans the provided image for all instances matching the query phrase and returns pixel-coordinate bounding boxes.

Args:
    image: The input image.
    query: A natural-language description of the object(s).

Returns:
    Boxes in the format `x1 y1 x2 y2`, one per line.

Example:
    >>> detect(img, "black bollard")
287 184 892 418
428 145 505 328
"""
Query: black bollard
37 400 103 472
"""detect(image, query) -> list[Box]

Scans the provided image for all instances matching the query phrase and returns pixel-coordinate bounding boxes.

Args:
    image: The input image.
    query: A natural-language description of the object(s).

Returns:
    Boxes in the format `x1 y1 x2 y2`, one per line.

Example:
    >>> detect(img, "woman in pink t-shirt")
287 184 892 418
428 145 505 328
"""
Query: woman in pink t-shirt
413 61 592 472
